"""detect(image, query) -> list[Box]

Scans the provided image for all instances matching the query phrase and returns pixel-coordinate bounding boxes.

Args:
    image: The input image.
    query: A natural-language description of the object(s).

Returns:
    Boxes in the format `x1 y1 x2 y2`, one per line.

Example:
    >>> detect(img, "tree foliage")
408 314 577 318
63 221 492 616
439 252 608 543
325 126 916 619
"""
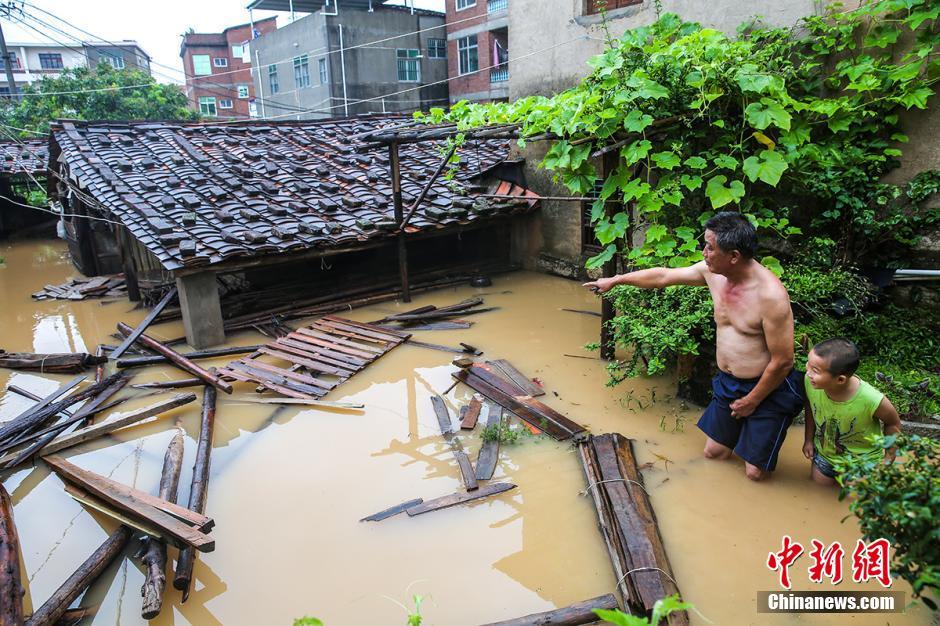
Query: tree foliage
0 62 198 138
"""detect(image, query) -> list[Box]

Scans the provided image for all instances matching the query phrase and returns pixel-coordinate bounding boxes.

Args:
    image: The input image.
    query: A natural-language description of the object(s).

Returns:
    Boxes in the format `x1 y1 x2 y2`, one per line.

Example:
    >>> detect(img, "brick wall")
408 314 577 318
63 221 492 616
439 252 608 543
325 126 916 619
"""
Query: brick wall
445 0 496 101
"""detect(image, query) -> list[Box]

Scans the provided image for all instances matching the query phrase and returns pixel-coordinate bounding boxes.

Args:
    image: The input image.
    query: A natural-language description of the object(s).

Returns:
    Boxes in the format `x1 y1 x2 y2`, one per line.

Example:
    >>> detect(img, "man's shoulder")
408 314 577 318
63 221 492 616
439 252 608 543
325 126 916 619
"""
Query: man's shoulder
756 266 791 306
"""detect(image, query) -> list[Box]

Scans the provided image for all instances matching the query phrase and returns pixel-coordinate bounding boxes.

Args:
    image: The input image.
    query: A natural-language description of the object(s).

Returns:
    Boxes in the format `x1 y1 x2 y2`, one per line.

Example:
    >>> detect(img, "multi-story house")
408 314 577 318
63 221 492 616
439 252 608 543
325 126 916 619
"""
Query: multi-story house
0 41 150 95
445 0 509 104
179 17 278 119
247 0 448 119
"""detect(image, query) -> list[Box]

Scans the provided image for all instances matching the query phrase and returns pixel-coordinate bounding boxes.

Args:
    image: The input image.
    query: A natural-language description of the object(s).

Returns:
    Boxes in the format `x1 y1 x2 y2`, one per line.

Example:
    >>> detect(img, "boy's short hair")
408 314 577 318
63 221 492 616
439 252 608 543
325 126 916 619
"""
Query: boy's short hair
704 211 757 259
812 337 861 377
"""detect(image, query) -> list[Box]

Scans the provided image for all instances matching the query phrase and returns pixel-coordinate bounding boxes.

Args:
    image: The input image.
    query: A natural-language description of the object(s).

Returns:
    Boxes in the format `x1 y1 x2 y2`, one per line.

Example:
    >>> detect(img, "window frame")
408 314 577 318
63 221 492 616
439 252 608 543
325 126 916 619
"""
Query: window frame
232 44 244 58
268 64 279 93
318 58 328 84
103 54 125 70
0 51 17 71
218 98 234 109
427 38 446 59
213 57 228 67
585 0 642 15
456 0 476 10
293 54 310 89
396 48 421 83
457 35 478 76
237 84 250 99
192 54 211 76
198 96 218 117
38 52 63 70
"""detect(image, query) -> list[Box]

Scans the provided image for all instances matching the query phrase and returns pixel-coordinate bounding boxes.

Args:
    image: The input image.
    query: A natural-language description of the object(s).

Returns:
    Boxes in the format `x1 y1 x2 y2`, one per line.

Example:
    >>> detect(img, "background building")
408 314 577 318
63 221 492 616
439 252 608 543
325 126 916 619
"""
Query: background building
445 0 508 104
179 17 278 119
247 0 448 119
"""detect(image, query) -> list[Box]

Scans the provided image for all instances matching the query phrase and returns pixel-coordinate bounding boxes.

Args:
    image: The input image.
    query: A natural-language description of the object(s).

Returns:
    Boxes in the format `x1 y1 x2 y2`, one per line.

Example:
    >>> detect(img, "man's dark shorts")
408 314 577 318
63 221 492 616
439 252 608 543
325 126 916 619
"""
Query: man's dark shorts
812 452 838 479
697 368 805 471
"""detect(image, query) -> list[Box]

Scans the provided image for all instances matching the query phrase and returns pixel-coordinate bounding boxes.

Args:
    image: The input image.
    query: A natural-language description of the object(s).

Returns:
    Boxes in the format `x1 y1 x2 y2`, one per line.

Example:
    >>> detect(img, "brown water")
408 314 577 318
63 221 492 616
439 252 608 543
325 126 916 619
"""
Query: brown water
0 239 934 626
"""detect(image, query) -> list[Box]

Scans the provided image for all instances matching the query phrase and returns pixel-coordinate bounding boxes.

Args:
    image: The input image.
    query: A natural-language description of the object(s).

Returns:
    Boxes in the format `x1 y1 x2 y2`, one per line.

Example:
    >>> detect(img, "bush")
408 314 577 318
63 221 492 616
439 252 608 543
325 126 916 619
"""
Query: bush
836 435 940 609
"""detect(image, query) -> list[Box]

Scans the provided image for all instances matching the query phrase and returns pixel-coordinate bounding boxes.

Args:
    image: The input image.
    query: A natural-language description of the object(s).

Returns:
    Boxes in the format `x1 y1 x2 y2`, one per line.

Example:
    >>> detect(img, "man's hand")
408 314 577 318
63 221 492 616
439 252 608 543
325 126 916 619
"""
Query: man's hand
802 440 814 460
582 276 619 294
730 395 760 418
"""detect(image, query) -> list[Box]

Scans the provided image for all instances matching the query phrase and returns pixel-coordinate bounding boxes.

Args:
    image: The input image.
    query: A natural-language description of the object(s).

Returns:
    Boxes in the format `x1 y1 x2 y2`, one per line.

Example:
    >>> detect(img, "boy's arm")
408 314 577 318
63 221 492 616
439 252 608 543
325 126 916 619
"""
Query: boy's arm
583 261 708 293
803 397 815 460
873 396 902 461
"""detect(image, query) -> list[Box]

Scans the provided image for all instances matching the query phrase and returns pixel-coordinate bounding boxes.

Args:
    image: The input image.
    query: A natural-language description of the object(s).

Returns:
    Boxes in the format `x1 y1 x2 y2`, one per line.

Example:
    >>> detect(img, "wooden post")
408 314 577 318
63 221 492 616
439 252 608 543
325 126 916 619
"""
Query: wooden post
389 142 411 302
140 427 185 619
117 228 141 302
173 386 216 602
0 484 24 626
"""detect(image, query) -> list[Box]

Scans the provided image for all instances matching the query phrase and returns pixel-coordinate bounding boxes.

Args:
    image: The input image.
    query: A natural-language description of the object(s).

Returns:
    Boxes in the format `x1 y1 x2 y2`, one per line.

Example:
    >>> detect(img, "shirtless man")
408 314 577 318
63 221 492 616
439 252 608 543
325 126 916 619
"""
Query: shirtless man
583 212 804 481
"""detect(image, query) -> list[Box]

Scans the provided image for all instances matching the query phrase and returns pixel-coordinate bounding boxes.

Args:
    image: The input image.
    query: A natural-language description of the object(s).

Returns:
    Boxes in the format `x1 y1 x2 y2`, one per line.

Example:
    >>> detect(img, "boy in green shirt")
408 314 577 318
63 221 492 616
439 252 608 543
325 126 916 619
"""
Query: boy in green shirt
803 338 901 486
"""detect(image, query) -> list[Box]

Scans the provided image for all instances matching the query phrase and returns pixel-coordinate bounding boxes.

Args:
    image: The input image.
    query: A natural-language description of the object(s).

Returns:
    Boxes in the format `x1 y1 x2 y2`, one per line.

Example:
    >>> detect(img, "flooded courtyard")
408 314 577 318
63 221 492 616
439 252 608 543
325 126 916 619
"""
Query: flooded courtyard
0 239 934 626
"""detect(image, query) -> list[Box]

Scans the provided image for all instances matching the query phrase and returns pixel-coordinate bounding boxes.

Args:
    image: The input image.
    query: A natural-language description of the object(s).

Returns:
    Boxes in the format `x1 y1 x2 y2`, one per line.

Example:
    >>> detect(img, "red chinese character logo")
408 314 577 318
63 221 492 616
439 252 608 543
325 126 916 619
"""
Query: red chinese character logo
851 538 892 587
767 535 804 589
807 539 844 584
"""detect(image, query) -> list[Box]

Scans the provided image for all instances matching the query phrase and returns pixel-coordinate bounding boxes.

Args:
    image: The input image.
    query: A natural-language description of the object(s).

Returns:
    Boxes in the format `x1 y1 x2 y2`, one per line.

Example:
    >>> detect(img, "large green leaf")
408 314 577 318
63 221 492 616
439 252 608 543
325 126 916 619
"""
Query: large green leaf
622 139 653 164
745 98 792 131
651 151 681 170
595 213 629 245
623 109 654 132
742 150 788 186
585 244 617 269
705 175 745 208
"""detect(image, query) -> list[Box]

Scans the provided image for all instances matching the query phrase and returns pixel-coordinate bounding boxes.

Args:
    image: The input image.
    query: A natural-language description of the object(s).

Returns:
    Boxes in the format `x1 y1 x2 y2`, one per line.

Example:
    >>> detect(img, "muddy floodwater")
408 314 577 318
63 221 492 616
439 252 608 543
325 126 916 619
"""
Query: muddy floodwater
0 239 933 626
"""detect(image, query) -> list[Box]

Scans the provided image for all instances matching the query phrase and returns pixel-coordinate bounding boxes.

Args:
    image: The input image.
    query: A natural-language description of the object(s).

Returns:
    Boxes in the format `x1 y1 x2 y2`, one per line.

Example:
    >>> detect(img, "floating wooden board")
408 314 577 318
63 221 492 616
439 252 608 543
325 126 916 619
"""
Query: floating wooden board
452 369 587 441
455 451 478 491
475 403 500 481
217 316 410 400
485 360 544 397
405 482 516 517
360 498 424 522
480 593 619 626
430 395 453 435
460 397 483 430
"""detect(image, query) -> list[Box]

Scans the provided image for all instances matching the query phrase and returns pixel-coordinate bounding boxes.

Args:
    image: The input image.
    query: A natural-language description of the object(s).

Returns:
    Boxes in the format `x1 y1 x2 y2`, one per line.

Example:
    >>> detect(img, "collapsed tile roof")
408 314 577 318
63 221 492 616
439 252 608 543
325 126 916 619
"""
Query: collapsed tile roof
50 115 538 272
0 139 49 177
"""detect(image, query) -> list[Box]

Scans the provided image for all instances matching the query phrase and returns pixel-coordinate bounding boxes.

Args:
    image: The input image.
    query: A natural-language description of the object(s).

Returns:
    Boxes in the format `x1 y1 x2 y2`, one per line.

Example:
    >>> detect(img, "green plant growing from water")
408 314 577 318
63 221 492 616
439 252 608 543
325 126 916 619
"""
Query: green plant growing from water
835 434 940 609
481 420 528 445
594 594 693 625
293 618 324 626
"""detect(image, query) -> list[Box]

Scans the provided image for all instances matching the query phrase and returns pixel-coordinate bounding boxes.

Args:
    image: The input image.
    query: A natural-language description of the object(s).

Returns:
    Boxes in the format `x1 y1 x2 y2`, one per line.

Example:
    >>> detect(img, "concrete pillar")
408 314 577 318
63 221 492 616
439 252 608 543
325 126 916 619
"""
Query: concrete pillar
176 272 225 349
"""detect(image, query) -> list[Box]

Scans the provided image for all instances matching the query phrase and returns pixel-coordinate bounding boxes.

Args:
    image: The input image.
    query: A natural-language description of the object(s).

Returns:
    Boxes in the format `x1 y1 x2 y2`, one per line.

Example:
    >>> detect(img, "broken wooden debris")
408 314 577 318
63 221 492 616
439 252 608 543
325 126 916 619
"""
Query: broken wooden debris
460 396 483 430
131 378 204 390
0 484 24 626
116 322 233 394
455 451 478 491
404 338 480 355
31 274 127 301
578 434 687 625
430 395 478 490
360 498 424 522
375 297 487 325
217 316 409 400
405 482 516 516
561 308 603 318
141 426 185 619
480 593 620 626
430 394 453 435
24 526 131 626
64 483 165 540
0 351 108 374
484 359 544 397
110 287 178 360
234 397 365 410
379 320 472 331
0 375 84 445
453 368 587 442
475 402 501 481
116 344 264 369
43 456 214 552
174 387 216 602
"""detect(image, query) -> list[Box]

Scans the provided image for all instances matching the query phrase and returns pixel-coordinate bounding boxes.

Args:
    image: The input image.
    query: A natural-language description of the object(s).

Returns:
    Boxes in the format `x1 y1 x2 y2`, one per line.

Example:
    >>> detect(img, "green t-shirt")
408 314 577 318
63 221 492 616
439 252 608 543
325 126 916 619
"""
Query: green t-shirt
805 377 886 464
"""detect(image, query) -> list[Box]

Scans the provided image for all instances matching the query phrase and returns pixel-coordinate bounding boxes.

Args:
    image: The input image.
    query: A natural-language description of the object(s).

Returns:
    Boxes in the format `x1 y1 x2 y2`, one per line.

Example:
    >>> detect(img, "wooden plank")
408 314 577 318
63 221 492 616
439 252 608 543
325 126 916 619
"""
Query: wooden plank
28 393 198 460
216 367 318 400
311 320 394 347
479 593 620 626
272 337 363 370
360 498 424 522
0 484 24 625
110 287 177 359
460 396 483 430
487 359 545 397
405 482 516 516
402 338 471 355
453 370 582 441
259 345 353 376
380 321 471 331
293 329 378 360
116 323 232 394
65 483 165 539
226 362 329 397
0 375 85 445
321 315 410 341
455 451 478 491
115 344 263 368
298 328 385 354
234 397 364 409
475 403 500 481
228 360 334 391
469 363 530 398
468 368 584 435
430 395 452 435
277 335 369 367
42 455 214 535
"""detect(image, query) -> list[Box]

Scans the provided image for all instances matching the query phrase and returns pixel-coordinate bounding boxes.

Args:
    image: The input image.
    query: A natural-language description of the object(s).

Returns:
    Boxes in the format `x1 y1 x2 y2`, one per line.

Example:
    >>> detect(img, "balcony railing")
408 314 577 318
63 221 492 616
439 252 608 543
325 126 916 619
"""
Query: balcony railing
487 0 507 13
490 66 509 83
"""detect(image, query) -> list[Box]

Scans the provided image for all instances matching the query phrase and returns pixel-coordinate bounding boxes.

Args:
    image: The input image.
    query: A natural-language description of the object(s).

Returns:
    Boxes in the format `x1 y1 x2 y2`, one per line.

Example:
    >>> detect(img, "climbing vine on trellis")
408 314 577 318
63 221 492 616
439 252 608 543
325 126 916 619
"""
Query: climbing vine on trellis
421 0 940 269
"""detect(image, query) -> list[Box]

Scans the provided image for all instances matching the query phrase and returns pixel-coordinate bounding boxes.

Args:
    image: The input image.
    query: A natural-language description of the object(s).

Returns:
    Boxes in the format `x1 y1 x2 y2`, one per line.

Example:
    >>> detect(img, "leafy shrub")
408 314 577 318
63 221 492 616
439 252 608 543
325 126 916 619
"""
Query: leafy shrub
594 594 692 625
836 435 940 609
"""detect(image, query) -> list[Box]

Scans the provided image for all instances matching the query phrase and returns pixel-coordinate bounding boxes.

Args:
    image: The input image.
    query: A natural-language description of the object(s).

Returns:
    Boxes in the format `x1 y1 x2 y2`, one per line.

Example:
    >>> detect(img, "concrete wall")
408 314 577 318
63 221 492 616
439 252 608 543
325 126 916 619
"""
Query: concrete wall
83 44 151 75
252 6 448 119
6 44 86 90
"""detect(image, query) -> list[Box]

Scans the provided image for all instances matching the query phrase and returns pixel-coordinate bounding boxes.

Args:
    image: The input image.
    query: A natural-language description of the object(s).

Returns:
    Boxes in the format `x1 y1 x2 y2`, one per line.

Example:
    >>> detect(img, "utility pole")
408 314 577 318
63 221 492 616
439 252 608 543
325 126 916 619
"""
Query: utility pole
0 2 19 100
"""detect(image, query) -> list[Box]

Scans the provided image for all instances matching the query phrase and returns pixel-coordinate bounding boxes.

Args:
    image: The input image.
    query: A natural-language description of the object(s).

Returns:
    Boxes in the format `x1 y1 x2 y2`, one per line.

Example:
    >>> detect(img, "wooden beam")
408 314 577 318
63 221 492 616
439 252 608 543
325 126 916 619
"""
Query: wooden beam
0 484 24 626
405 482 516 516
360 498 424 522
109 287 177 360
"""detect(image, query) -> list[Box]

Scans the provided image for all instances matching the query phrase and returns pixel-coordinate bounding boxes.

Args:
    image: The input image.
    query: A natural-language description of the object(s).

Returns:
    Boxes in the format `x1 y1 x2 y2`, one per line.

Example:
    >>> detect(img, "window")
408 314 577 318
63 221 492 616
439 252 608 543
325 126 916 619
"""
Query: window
192 54 211 75
396 49 420 82
293 55 310 88
427 38 446 59
103 54 125 69
457 35 478 75
456 0 476 9
268 64 279 93
585 0 641 14
237 84 250 98
213 57 228 67
38 53 63 69
318 58 327 84
199 96 217 117
232 45 244 58
219 98 234 109
0 52 19 70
